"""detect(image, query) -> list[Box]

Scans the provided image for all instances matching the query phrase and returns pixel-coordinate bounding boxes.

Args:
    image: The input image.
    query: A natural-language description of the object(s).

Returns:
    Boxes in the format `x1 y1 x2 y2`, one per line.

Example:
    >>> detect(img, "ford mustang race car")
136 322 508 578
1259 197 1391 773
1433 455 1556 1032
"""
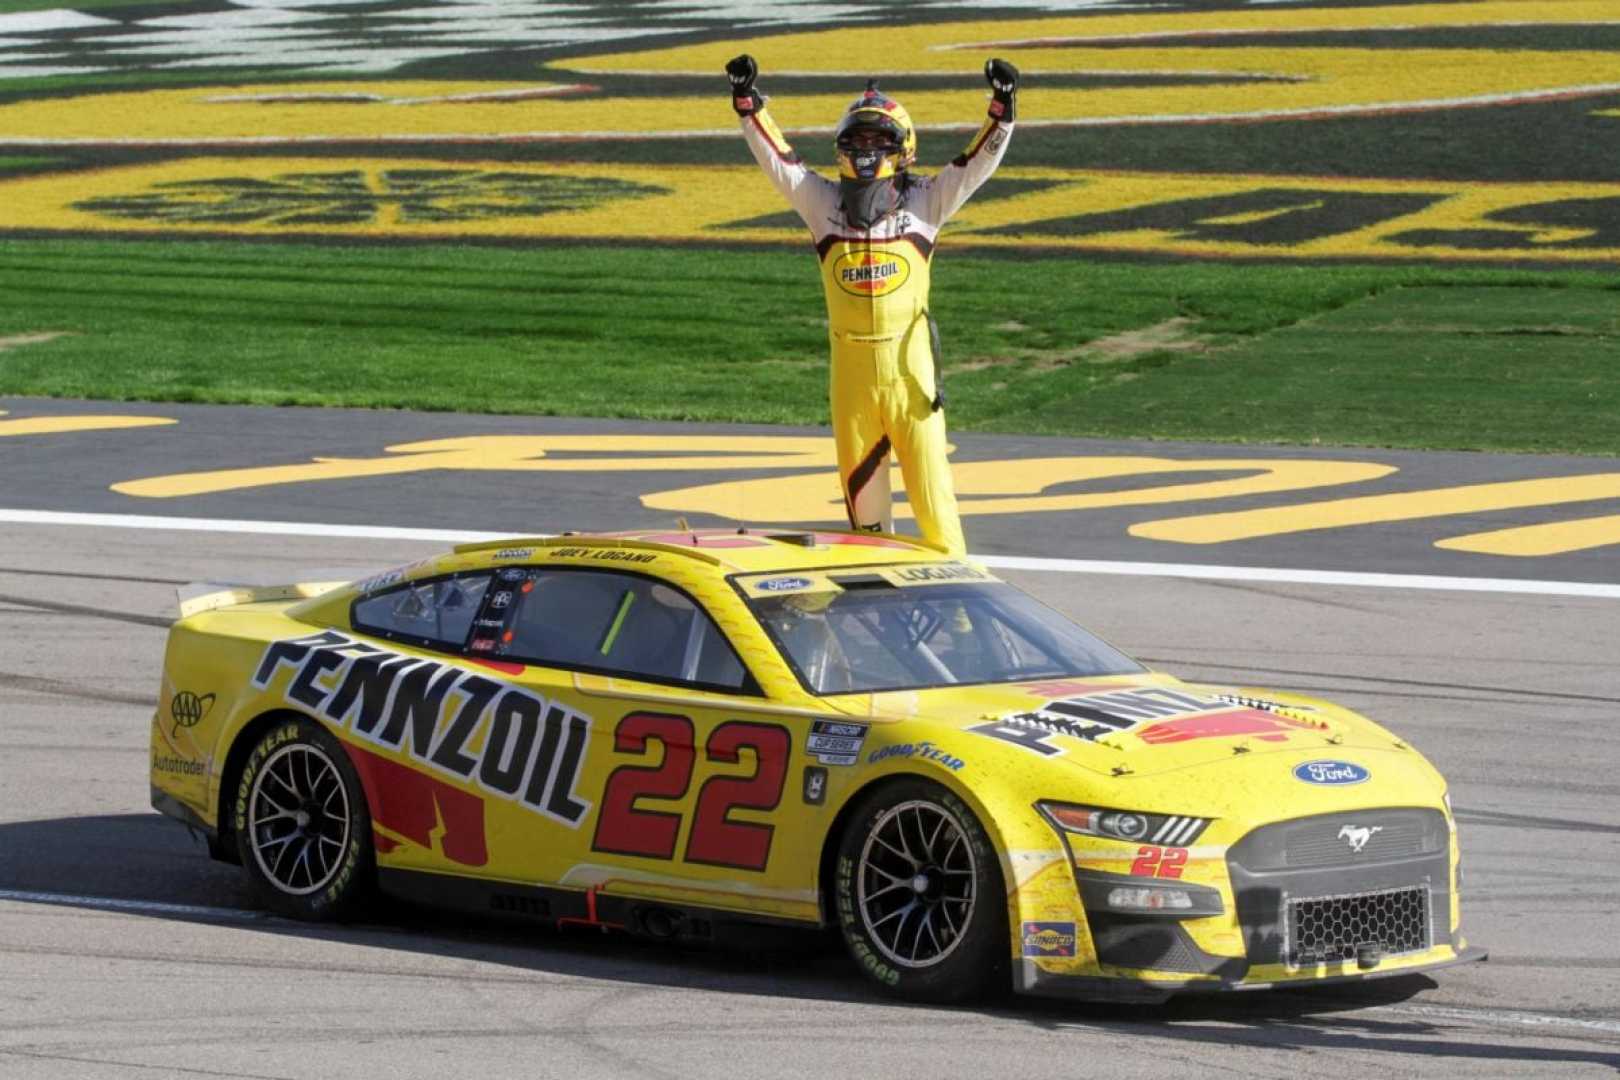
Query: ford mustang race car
150 528 1482 1003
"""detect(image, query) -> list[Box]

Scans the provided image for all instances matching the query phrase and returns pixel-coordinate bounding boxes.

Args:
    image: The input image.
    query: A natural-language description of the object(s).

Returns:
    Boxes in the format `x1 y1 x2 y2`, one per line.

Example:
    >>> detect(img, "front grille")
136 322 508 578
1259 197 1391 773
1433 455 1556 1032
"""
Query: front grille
1235 808 1446 871
1287 886 1429 966
1228 810 1452 966
1284 816 1439 868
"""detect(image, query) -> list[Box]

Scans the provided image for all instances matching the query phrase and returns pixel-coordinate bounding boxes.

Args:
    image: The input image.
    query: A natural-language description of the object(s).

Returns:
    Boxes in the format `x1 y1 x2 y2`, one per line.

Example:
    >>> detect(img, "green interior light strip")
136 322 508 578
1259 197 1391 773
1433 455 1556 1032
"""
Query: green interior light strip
599 590 635 655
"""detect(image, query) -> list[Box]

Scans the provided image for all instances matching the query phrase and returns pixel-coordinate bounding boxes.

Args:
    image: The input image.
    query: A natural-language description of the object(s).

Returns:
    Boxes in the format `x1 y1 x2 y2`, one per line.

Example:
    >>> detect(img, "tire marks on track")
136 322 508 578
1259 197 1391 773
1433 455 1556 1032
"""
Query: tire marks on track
0 592 169 629
0 670 153 708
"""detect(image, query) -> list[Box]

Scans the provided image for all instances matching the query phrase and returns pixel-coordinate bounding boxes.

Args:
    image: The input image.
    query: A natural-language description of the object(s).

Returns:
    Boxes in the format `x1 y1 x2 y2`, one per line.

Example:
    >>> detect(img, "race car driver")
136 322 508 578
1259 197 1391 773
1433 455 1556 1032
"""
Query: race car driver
727 54 1018 556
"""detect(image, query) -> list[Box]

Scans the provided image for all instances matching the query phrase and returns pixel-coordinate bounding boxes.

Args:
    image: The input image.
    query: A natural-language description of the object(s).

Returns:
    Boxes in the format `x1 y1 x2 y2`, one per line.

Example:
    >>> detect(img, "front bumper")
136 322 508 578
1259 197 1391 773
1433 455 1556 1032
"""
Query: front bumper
1018 806 1483 1001
1017 945 1487 1003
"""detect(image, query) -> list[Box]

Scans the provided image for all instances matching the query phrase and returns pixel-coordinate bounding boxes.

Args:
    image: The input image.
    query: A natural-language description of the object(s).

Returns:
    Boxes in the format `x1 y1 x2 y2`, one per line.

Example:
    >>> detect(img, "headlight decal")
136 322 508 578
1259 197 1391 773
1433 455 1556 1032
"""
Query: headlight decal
1038 800 1211 847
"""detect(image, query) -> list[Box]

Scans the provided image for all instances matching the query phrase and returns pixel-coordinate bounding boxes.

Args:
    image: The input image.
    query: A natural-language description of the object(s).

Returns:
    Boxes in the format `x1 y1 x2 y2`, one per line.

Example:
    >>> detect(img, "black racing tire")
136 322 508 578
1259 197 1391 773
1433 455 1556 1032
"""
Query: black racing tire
834 778 1008 1003
233 716 374 921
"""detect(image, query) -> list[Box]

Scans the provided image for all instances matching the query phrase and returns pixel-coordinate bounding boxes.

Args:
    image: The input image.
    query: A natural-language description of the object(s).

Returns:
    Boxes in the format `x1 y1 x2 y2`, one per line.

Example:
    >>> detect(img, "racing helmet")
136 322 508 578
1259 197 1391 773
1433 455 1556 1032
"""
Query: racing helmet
834 82 917 181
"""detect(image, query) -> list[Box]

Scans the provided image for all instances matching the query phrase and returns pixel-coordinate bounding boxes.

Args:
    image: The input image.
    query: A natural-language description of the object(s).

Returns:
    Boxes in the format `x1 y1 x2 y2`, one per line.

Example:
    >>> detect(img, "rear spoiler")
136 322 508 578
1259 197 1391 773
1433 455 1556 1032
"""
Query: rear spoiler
177 581 350 619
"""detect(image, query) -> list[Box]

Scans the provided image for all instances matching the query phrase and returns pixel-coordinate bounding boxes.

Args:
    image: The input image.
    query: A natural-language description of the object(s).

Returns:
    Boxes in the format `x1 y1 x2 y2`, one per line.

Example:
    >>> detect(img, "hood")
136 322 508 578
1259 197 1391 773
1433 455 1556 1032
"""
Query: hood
825 671 1393 779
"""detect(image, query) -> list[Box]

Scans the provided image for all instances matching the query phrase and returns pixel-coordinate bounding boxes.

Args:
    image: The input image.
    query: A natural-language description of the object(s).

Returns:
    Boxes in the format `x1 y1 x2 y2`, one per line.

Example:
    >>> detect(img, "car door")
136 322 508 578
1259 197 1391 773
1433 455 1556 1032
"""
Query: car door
494 565 818 922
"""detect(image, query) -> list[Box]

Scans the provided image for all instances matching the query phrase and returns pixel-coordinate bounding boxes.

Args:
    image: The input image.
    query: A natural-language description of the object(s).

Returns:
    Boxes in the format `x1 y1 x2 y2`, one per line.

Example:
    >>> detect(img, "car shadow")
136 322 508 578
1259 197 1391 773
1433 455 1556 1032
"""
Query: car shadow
4 813 1616 1072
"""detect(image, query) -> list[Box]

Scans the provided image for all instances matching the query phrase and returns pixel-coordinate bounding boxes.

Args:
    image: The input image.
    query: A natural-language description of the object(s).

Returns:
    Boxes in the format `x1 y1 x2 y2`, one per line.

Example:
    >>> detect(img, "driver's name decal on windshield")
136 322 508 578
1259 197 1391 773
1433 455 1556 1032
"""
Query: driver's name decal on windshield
971 686 1318 753
890 563 989 583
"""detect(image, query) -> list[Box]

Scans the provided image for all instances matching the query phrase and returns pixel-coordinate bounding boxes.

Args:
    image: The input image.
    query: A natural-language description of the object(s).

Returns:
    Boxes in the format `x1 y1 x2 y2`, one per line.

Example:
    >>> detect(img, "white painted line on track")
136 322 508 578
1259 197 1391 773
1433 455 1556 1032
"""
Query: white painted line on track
4 508 1618 599
976 553 1620 599
1380 1003 1620 1038
0 888 266 923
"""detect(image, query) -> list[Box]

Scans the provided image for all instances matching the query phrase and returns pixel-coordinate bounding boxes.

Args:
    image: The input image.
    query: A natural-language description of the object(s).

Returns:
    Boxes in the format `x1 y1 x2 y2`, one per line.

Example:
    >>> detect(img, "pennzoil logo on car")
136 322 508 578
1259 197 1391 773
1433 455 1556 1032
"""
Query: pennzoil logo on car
833 250 910 297
251 630 593 826
1294 760 1371 786
1021 921 1077 958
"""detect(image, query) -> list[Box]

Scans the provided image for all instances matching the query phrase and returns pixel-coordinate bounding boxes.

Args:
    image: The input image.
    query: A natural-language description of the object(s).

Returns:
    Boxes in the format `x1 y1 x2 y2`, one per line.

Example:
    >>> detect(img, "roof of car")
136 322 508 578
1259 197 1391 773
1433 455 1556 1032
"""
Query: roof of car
454 528 951 575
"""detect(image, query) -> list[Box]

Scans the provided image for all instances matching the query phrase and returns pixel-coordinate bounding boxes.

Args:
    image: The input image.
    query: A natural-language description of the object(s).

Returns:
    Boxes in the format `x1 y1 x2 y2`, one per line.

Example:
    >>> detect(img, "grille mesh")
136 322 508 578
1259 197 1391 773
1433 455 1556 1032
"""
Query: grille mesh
1288 886 1429 965
1284 819 1435 868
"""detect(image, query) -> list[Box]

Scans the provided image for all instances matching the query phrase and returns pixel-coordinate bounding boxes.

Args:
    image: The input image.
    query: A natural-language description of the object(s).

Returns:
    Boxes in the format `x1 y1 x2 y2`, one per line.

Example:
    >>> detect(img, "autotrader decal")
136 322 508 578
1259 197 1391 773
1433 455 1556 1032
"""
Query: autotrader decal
253 631 592 826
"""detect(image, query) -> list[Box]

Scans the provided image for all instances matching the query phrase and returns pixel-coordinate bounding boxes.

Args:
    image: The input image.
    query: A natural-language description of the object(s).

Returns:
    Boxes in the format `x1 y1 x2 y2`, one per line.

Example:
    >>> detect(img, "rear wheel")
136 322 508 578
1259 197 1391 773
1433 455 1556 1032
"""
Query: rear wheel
234 718 373 921
834 779 1007 1002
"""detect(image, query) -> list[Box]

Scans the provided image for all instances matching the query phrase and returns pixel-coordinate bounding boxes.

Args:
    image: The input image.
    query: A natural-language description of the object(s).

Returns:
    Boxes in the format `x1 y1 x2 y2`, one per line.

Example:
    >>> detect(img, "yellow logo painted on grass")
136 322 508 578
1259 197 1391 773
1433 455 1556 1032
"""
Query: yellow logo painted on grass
109 435 1620 557
6 157 1619 263
833 251 911 297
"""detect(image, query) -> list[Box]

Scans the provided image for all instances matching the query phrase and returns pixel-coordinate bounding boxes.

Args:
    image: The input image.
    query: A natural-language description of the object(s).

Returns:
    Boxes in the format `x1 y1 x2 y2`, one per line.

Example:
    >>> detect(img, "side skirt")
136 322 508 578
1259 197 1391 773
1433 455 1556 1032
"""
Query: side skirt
376 867 821 950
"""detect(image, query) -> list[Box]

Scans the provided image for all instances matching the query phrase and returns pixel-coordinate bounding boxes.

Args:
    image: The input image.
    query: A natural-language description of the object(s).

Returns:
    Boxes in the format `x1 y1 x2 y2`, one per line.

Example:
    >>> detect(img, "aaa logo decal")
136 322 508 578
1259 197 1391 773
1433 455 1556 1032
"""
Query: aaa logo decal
833 250 911 297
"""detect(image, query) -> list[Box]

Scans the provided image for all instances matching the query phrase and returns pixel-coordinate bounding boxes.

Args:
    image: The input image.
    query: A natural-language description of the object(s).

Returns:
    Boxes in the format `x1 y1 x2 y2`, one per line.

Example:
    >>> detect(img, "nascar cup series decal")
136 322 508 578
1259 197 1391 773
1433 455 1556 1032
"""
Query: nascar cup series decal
833 250 911 297
807 719 868 765
1294 760 1371 786
1022 922 1078 958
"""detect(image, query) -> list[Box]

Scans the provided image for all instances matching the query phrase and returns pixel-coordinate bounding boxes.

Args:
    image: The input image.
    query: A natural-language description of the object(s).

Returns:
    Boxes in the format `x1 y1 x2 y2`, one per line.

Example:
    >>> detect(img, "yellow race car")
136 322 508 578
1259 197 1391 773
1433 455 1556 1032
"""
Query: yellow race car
150 529 1482 1003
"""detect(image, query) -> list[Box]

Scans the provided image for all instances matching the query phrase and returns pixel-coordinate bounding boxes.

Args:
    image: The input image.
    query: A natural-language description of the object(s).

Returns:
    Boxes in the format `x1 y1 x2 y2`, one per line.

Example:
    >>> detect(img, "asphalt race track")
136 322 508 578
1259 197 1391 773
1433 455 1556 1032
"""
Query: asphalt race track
2 398 1618 1078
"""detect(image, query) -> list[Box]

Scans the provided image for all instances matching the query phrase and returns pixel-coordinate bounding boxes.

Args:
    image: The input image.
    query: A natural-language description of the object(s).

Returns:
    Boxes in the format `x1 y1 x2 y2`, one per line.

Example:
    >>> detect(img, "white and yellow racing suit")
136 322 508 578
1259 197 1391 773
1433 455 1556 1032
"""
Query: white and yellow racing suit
739 111 1013 556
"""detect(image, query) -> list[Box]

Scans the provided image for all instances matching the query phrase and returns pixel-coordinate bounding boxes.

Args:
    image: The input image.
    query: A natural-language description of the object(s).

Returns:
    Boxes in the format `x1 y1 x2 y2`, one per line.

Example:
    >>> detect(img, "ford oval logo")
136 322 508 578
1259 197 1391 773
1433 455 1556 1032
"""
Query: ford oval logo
1294 760 1370 786
757 576 813 592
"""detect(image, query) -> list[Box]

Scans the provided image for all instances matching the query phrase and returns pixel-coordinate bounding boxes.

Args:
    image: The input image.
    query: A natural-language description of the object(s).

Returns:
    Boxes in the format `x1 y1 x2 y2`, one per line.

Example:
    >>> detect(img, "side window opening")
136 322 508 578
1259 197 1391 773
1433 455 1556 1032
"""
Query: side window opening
352 573 492 651
507 569 752 693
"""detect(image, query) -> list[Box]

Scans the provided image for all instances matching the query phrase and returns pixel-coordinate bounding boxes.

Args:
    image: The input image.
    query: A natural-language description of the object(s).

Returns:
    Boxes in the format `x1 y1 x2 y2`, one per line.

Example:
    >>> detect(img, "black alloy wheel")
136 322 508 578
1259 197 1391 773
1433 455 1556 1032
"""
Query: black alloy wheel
834 778 1007 1002
234 718 373 920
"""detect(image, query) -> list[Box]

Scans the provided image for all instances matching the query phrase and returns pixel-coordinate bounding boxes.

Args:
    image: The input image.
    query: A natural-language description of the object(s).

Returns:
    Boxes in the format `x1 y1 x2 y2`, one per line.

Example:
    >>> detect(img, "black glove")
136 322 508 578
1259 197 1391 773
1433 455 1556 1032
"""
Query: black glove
985 57 1018 122
726 54 762 116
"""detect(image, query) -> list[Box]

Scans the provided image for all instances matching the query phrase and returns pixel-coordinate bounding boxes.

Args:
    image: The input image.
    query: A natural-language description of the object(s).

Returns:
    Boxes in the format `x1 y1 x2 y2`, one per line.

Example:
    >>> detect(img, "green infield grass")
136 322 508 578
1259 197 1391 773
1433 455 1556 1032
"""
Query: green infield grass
1 238 1614 454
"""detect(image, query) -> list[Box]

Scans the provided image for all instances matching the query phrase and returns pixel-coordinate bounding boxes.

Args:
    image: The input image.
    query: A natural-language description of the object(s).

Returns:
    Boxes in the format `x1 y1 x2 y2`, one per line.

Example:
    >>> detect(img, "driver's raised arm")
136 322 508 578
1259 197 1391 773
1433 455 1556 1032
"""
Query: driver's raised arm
727 53 837 229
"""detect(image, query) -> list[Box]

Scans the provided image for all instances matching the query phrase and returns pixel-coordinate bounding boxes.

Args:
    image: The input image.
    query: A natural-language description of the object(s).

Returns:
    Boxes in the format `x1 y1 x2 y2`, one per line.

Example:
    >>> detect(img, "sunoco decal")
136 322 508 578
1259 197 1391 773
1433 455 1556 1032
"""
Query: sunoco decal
1294 760 1371 786
253 630 592 826
1022 921 1077 958
833 250 911 297
807 719 867 765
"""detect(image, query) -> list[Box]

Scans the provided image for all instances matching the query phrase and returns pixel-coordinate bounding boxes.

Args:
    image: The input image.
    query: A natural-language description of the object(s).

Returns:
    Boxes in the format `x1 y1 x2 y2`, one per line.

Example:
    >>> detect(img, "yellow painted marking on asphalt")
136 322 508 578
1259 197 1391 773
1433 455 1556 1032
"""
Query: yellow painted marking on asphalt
1436 515 1620 557
1130 475 1620 545
109 435 1620 559
642 457 1395 521
0 414 175 437
112 435 837 498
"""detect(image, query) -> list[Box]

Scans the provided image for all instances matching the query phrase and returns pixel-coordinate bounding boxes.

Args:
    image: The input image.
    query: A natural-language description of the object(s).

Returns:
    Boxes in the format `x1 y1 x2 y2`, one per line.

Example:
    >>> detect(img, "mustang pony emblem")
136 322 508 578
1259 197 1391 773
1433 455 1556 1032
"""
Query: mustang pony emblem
1338 824 1384 853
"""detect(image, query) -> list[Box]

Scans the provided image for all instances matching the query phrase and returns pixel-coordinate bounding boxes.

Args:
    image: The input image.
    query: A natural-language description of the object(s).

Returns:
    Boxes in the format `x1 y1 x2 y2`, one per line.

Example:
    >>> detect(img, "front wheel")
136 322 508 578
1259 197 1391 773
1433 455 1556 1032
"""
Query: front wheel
233 717 373 921
834 778 1007 1002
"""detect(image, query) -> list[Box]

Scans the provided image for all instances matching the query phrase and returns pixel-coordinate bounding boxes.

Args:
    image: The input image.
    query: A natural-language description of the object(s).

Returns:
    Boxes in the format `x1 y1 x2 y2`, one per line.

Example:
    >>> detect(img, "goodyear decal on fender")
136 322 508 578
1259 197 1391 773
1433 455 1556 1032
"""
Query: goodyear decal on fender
252 630 592 827
833 250 911 297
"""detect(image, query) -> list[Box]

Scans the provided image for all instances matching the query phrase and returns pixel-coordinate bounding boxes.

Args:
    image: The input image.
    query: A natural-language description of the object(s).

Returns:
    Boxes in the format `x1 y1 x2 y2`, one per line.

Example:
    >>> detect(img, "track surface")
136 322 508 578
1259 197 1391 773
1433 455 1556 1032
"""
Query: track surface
1 520 1617 1078
3 399 1619 1076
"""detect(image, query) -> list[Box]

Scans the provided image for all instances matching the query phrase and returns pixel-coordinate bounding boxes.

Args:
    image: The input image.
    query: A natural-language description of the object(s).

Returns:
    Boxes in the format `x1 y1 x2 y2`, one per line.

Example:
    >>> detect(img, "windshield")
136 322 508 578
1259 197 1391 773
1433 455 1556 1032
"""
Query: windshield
745 578 1143 695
